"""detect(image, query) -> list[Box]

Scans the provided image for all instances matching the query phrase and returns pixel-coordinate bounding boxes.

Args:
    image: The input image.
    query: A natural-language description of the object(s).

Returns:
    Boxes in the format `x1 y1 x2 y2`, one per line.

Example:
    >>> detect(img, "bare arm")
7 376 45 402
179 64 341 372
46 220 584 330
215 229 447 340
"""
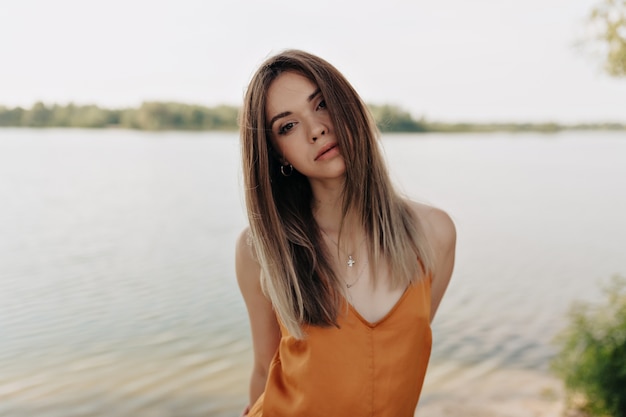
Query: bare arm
235 228 281 408
410 202 456 322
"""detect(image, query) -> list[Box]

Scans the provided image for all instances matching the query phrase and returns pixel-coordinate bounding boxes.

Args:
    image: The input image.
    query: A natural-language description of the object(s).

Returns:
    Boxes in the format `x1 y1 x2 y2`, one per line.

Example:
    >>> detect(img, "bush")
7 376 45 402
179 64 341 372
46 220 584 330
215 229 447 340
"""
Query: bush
552 276 626 416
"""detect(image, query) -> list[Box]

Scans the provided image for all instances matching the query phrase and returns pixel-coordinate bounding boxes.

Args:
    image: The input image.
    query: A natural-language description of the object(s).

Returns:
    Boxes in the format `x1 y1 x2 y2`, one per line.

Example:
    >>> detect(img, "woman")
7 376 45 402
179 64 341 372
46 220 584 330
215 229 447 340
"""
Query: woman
236 49 455 416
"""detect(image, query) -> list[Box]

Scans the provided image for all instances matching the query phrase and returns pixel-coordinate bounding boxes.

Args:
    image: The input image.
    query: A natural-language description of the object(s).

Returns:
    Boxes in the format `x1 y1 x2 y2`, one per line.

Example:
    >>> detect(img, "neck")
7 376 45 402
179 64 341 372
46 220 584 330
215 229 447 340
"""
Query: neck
309 177 345 230
313 198 363 250
310 176 366 247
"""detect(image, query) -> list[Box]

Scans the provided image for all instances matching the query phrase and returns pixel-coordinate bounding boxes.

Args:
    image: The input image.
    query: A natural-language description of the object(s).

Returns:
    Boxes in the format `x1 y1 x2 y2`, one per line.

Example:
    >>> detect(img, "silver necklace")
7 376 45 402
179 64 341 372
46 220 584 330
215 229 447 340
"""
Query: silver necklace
345 259 368 288
320 228 366 268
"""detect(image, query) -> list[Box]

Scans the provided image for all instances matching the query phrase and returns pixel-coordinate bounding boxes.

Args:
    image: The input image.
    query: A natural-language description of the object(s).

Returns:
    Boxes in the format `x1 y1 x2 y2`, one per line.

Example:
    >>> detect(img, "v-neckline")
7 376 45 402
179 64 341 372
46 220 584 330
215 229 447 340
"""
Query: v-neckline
346 285 412 328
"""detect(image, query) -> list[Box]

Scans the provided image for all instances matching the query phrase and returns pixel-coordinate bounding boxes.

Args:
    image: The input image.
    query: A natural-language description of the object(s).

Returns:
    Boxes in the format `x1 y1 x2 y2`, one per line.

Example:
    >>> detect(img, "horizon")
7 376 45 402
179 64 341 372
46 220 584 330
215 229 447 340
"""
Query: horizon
1 0 625 123
2 101 625 126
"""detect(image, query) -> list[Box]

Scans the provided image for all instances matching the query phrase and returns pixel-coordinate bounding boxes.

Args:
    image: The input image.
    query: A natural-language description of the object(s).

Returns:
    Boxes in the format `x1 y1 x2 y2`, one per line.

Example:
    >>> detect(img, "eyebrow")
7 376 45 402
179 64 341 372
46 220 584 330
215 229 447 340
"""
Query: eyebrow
268 88 322 130
307 88 321 102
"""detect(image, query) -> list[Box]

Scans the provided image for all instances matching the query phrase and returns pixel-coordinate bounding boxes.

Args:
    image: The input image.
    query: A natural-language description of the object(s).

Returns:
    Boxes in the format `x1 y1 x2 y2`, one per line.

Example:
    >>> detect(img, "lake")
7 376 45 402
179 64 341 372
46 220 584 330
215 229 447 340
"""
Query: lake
0 129 625 416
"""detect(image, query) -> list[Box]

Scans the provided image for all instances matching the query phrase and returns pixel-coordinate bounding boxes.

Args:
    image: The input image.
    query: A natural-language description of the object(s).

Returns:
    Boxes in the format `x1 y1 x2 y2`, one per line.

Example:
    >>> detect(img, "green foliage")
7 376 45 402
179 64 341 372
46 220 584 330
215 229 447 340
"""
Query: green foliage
588 0 626 77
423 121 563 133
368 104 427 132
0 102 239 130
552 276 626 416
1 102 625 132
131 102 238 130
0 106 25 126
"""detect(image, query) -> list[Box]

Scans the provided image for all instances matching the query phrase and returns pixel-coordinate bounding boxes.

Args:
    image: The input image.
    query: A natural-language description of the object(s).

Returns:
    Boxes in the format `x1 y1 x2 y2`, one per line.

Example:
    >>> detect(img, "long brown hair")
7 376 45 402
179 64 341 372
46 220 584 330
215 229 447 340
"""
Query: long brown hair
240 49 433 338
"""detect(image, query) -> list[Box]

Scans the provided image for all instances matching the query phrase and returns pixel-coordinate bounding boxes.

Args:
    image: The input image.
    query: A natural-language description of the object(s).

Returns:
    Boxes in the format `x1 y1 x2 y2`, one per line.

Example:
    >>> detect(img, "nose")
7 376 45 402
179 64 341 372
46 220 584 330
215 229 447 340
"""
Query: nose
310 123 326 143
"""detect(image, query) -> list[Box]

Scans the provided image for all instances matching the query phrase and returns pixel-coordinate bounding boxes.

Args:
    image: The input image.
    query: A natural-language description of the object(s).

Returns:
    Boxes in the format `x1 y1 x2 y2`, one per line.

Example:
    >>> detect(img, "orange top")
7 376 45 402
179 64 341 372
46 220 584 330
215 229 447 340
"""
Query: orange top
248 276 432 417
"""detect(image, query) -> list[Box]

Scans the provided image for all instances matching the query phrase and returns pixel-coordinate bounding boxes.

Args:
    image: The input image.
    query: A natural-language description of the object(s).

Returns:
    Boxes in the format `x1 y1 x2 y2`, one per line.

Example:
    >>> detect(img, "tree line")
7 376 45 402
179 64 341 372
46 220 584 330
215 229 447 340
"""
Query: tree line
0 101 429 132
1 101 624 133
0 102 239 131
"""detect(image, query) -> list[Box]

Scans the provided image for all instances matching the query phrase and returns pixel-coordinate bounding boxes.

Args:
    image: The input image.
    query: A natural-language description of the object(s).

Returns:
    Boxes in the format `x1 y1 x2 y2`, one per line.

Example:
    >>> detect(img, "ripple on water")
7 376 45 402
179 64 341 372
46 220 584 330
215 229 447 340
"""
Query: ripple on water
2 131 625 416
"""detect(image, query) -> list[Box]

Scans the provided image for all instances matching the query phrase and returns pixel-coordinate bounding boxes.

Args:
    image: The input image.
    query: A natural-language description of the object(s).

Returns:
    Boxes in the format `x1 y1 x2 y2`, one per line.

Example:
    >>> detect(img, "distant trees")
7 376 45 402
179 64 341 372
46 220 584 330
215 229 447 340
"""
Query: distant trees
0 102 239 130
0 106 25 126
1 102 624 133
125 102 239 130
0 102 429 132
368 104 428 132
587 0 626 77
0 102 120 128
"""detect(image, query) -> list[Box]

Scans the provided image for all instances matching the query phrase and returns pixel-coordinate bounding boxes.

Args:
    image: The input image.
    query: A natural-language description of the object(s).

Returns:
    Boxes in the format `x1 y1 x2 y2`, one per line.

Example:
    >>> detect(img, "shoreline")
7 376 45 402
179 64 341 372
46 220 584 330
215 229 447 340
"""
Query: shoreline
418 366 566 417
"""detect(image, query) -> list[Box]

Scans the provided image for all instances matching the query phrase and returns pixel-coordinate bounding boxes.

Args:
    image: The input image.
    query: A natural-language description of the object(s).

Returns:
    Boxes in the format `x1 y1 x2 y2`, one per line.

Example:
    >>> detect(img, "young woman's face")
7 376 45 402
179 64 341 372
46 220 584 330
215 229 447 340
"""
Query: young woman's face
265 71 345 182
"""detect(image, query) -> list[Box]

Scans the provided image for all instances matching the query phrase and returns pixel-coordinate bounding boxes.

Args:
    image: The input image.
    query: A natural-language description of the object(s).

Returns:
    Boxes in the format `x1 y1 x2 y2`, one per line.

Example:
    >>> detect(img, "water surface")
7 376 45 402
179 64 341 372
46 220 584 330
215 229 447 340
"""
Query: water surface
1 129 624 416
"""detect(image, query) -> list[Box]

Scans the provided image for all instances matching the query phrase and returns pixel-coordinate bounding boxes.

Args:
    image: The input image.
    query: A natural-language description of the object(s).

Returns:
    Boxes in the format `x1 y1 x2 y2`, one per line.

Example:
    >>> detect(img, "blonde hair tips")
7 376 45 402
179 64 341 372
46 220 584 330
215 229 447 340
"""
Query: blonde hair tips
240 50 433 339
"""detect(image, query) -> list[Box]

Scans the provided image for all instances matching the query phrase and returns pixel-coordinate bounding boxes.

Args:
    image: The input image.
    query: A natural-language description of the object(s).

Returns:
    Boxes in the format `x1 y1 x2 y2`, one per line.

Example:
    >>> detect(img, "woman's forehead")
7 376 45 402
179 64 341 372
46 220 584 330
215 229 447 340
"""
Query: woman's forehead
266 72 318 115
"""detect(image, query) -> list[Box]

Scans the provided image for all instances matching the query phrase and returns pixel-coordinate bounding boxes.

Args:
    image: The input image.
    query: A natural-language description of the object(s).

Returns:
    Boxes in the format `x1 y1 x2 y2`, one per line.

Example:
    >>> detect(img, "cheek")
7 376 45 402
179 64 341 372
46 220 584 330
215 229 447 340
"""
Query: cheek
268 138 287 162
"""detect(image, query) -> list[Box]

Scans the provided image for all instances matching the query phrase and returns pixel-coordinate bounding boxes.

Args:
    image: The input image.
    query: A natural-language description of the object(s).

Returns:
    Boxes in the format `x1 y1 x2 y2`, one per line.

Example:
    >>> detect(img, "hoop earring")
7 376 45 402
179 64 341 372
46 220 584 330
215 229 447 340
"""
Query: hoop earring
280 164 293 177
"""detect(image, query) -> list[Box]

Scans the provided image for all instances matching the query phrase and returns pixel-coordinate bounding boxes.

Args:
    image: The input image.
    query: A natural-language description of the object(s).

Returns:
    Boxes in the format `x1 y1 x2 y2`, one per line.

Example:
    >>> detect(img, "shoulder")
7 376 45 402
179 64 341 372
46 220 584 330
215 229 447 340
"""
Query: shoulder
235 227 262 291
236 227 259 263
235 227 256 259
406 200 456 254
405 200 456 321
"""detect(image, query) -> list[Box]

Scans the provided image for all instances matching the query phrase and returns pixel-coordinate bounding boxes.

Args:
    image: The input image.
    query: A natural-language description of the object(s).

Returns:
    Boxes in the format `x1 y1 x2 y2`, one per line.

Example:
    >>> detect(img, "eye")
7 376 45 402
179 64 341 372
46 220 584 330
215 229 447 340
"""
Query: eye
317 99 327 110
278 122 295 135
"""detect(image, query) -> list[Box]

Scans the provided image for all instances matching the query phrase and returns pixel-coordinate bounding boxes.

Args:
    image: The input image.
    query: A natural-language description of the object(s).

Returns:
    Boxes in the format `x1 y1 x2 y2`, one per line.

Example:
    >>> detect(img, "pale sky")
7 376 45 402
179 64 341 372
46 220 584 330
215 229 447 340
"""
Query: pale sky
1 0 625 123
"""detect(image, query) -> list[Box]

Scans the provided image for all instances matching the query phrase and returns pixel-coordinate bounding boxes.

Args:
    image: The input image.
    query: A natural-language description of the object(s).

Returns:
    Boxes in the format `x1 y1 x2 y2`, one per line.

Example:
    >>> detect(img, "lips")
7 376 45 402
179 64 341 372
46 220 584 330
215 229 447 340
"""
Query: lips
315 143 338 160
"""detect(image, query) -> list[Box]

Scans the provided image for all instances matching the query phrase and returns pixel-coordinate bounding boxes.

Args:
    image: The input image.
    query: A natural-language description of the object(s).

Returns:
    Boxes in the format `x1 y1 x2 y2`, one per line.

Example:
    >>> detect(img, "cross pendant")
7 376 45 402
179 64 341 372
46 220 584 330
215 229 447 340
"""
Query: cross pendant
347 255 355 267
